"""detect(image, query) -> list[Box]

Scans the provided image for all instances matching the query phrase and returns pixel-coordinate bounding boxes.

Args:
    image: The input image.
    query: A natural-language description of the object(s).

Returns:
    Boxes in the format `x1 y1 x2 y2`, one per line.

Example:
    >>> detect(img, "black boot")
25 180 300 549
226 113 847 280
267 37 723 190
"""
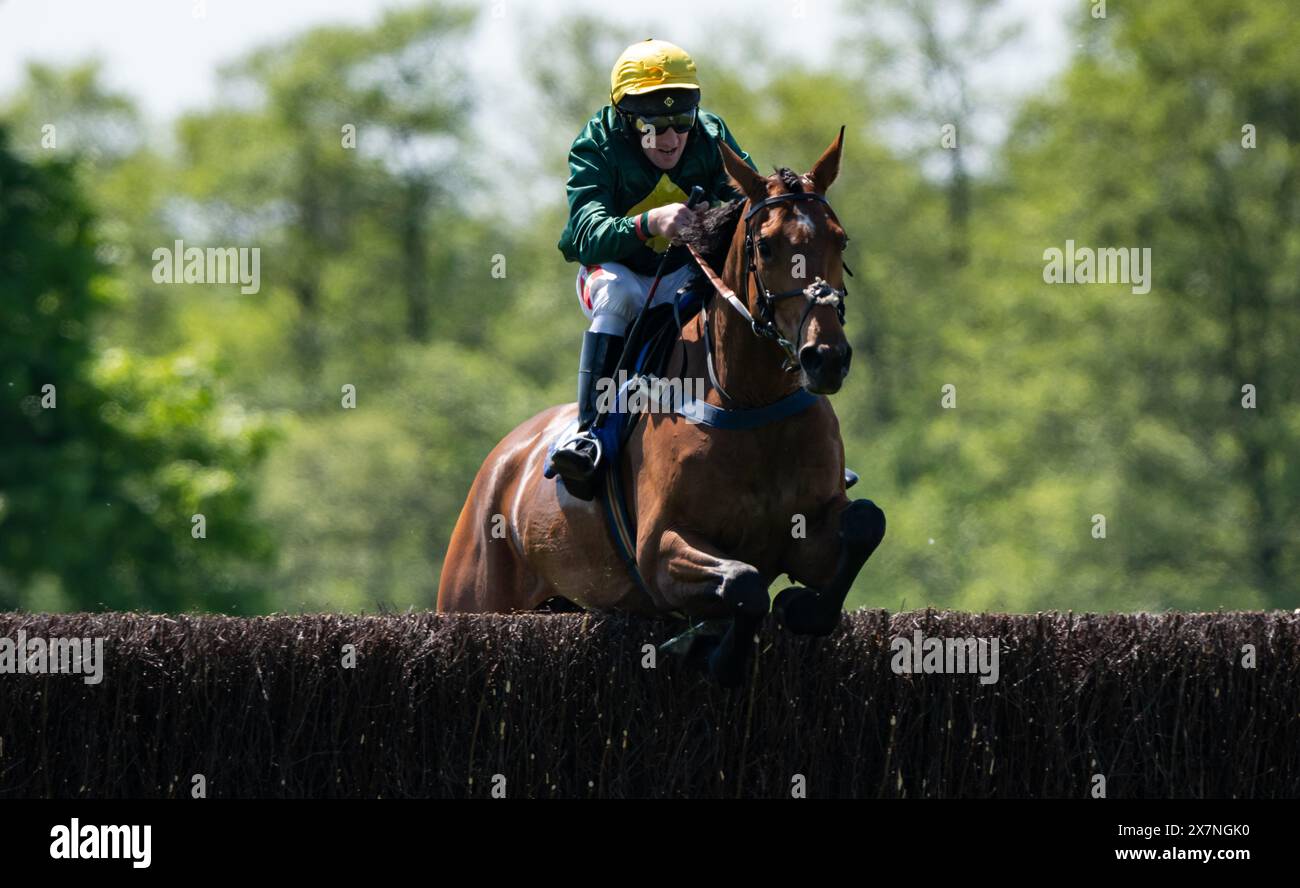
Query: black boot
551 331 624 499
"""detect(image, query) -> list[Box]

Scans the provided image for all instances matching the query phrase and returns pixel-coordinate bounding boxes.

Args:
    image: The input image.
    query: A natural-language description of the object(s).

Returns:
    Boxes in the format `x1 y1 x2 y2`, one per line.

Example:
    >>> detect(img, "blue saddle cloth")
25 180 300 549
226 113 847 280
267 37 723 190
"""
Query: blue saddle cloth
540 404 630 484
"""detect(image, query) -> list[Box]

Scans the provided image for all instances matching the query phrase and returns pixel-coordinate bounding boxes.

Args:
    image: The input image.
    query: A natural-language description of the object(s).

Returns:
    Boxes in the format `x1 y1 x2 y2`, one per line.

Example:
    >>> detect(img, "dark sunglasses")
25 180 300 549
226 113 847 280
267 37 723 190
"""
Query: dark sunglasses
621 107 697 135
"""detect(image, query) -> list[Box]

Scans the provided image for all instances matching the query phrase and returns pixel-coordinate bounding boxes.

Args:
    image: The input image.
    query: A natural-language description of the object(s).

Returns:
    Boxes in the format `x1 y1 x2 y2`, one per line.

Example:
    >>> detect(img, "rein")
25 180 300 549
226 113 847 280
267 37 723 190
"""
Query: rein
685 189 852 402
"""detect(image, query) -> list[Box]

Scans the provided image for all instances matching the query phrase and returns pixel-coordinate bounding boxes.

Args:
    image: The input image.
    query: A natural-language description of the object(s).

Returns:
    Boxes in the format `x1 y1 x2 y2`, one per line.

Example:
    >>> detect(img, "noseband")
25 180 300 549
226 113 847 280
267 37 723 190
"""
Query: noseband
685 190 852 400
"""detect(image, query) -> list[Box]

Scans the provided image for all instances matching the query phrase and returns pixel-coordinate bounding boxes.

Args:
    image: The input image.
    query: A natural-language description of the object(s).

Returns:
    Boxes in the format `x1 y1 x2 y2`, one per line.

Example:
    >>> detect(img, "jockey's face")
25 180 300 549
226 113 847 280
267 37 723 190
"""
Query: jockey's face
642 126 688 170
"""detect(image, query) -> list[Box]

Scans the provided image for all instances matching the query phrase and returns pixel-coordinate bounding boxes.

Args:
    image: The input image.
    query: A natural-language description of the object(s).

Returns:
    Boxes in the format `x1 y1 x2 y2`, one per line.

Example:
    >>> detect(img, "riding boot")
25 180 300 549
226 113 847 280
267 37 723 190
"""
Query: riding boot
551 331 624 499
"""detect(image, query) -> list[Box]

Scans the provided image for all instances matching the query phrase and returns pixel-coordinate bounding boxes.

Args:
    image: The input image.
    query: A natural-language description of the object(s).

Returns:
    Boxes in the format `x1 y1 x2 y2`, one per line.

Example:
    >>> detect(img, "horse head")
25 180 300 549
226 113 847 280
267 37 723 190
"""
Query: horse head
716 129 852 394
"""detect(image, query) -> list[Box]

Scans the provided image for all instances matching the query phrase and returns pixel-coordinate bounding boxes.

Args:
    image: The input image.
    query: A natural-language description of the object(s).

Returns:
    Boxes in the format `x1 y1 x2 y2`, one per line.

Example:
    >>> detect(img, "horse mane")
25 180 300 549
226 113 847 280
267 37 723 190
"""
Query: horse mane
678 167 804 272
774 166 805 193
678 198 744 272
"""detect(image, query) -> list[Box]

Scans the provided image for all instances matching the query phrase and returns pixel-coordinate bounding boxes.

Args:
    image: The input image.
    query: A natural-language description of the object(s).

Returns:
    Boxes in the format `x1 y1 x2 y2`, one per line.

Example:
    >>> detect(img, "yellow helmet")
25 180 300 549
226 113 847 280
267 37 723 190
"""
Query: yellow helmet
610 39 701 106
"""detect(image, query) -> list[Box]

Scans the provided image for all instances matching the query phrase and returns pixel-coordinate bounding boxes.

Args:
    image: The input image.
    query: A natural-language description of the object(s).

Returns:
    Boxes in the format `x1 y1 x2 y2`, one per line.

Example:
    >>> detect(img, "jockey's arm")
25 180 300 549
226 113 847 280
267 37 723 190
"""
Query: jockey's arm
562 140 645 267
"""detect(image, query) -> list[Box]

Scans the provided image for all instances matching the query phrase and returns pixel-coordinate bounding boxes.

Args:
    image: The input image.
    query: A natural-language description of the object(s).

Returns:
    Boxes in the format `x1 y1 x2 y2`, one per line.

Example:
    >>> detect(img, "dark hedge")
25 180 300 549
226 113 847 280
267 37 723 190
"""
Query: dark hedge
0 610 1296 798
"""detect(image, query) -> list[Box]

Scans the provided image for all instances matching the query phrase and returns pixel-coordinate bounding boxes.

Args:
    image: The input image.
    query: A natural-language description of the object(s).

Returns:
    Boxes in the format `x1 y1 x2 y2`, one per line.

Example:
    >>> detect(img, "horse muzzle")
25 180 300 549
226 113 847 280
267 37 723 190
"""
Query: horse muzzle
799 342 852 394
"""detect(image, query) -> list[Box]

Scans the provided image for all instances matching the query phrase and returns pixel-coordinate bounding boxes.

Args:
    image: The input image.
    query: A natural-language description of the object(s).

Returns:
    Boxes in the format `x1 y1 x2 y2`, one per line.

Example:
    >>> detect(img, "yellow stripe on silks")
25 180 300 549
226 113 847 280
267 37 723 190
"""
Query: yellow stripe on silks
625 173 688 253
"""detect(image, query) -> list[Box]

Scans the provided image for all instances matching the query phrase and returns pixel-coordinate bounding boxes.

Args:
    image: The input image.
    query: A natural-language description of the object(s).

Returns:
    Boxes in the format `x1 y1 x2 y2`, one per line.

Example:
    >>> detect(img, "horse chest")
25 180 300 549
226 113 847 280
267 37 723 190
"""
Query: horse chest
639 418 841 558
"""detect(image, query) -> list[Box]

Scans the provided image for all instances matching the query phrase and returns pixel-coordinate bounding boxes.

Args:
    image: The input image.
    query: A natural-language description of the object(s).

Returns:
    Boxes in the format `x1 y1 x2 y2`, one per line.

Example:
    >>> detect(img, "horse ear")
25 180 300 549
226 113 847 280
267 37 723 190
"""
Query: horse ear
719 139 766 200
808 125 845 194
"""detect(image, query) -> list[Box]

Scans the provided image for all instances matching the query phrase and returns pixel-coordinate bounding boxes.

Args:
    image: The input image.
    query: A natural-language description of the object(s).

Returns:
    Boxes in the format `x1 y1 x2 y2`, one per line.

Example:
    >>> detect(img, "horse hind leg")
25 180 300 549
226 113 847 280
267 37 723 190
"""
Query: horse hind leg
438 474 555 613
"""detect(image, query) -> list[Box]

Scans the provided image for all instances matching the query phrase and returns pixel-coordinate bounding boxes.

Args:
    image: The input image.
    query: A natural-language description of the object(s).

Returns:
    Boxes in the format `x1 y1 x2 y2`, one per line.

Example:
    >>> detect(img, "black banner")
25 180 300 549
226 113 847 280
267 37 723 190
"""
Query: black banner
1 799 1283 874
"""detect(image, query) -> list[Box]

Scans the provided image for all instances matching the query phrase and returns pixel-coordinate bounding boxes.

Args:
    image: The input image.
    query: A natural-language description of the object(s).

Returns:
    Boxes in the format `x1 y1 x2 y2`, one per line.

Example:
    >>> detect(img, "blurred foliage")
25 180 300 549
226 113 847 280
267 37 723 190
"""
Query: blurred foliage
0 0 1295 613
0 127 275 612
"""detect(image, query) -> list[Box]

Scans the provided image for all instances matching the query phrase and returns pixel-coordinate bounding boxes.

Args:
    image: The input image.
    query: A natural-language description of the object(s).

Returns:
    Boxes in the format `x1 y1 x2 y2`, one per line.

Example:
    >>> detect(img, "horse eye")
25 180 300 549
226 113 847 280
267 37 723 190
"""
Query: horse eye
757 239 772 259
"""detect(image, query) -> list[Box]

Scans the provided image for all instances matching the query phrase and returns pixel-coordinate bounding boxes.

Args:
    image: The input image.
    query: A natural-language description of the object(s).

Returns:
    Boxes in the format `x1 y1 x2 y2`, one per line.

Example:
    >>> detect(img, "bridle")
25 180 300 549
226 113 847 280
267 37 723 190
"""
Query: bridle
741 191 851 360
685 189 852 400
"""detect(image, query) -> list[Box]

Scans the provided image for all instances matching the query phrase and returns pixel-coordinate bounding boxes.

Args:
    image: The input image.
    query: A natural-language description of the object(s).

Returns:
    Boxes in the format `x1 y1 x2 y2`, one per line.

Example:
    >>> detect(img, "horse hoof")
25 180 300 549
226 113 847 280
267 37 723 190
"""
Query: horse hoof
685 635 722 675
661 624 725 674
773 586 840 637
706 643 747 688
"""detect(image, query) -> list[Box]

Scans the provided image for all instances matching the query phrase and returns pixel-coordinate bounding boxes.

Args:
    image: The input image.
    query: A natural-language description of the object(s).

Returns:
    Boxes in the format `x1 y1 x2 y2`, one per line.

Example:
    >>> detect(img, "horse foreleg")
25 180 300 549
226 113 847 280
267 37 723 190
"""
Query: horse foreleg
648 529 771 687
776 498 886 636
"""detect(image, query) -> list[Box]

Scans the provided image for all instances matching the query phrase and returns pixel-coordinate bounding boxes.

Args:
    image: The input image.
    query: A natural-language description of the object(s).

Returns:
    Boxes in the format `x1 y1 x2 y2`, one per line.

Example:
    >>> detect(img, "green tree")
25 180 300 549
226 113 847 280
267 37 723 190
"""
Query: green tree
923 0 1300 611
0 126 275 612
174 3 477 377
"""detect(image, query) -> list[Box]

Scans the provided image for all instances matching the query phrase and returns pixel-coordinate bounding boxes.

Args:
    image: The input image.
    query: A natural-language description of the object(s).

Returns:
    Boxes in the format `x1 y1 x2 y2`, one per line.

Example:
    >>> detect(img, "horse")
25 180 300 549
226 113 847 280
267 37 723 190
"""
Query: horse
437 129 886 686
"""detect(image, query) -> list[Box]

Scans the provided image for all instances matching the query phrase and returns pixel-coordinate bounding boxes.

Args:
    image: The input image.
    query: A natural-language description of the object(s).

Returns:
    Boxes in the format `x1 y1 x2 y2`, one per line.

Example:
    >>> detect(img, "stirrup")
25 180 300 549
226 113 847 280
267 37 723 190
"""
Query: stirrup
551 430 603 501
552 429 603 479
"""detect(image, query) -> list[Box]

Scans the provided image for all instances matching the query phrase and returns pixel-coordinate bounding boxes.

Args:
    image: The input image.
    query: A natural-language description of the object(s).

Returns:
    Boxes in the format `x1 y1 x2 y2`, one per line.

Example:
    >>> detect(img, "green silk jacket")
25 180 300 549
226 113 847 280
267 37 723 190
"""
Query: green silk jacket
557 105 758 276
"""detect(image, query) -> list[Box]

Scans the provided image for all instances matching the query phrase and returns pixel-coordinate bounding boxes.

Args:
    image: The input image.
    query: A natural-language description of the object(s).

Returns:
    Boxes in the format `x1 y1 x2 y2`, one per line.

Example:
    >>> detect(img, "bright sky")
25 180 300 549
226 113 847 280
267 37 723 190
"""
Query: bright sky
1 0 1076 111
1 0 1079 195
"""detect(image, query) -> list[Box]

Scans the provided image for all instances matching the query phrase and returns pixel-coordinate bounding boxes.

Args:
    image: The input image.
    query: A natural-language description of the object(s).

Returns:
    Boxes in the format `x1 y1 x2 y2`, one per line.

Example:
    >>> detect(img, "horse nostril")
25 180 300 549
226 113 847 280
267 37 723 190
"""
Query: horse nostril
799 344 823 375
841 345 853 377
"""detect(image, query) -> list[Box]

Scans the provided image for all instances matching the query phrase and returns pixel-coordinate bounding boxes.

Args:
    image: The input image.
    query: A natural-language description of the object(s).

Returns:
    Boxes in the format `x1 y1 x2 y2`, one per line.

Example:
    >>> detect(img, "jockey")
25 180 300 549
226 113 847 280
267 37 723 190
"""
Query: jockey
549 38 758 496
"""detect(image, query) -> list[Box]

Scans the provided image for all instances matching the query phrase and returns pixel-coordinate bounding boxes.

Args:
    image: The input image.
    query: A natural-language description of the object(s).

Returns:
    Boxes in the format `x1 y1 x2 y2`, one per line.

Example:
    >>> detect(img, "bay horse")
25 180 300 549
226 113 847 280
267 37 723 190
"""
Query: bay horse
437 130 886 686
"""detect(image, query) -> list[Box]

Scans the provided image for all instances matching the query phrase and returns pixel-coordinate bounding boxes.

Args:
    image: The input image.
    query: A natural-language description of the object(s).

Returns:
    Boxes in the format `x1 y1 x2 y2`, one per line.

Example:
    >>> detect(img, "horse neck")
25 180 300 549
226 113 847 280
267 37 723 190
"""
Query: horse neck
704 239 802 408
